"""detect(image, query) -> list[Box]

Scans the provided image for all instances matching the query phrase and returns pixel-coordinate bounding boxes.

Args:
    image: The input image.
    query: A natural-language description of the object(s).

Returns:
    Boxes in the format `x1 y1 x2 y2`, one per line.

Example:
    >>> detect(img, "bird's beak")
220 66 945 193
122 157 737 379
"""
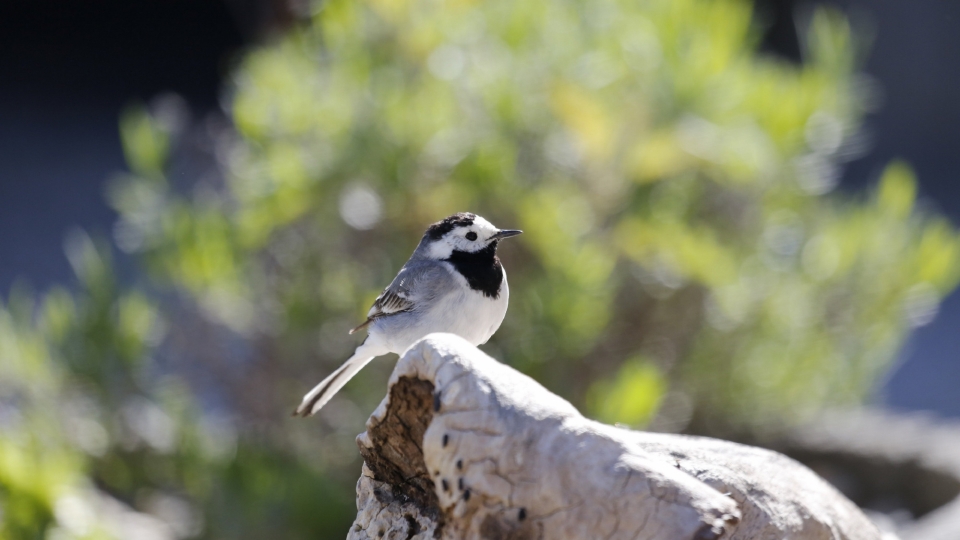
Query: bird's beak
491 229 523 240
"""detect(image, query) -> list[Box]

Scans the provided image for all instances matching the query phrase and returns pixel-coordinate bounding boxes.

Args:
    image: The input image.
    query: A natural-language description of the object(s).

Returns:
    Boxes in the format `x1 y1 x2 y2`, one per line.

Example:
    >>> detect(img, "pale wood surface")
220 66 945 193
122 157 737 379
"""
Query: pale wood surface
347 333 889 540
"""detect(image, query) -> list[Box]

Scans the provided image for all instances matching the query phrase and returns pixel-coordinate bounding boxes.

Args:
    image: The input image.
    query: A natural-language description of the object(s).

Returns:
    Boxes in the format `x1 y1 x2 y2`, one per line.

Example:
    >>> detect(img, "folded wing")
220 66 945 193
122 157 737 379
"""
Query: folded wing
350 262 452 334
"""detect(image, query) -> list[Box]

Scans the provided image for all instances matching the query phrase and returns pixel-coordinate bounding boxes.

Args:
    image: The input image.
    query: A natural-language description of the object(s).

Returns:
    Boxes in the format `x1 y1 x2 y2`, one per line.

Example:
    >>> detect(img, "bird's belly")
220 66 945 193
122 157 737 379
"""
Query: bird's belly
429 285 508 346
374 277 509 353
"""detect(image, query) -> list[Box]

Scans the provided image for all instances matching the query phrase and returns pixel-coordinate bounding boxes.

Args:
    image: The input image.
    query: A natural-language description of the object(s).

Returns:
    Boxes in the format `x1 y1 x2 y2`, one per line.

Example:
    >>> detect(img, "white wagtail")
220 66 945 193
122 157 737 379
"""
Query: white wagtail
294 212 522 417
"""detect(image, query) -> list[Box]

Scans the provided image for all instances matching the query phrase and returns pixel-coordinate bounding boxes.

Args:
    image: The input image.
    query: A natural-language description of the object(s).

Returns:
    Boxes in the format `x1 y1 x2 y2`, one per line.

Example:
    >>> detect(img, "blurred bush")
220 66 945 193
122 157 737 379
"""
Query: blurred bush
4 0 960 537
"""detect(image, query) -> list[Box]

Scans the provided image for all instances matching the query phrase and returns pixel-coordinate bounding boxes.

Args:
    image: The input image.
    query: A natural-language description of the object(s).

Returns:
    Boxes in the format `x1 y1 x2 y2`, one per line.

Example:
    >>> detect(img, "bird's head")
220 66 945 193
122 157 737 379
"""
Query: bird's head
420 212 522 260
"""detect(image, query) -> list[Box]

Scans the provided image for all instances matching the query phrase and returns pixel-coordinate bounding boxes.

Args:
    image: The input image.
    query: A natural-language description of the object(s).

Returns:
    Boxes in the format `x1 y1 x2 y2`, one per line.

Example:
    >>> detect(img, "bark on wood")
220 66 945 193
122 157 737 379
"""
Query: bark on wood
347 333 889 540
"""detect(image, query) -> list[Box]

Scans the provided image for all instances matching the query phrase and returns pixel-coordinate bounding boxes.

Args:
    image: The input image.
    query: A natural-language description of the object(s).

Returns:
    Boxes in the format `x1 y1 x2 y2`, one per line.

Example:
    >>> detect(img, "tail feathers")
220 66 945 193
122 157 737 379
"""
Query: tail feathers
349 319 372 335
294 352 377 417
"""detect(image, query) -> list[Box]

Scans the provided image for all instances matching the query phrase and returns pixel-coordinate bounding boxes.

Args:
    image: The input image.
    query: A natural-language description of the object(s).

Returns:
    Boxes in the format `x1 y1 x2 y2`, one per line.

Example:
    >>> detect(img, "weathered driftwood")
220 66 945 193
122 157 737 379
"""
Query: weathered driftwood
348 333 888 540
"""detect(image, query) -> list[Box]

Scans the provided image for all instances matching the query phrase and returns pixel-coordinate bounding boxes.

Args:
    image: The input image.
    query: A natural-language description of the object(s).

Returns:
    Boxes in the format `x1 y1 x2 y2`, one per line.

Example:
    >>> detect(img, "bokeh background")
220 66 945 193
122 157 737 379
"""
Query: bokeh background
1 0 959 538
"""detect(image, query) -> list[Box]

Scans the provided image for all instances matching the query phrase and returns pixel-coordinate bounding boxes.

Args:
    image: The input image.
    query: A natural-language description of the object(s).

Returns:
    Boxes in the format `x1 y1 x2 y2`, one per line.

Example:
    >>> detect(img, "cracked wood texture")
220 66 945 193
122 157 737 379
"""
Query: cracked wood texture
347 333 888 540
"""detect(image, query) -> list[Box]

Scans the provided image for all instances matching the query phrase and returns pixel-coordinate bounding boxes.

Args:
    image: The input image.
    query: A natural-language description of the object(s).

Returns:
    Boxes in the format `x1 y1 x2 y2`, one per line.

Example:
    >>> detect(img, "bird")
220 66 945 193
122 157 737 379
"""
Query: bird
294 212 522 417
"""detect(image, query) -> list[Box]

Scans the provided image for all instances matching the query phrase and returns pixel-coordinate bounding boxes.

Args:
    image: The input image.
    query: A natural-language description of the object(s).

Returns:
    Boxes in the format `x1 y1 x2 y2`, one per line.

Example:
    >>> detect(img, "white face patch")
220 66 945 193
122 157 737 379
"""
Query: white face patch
426 215 501 260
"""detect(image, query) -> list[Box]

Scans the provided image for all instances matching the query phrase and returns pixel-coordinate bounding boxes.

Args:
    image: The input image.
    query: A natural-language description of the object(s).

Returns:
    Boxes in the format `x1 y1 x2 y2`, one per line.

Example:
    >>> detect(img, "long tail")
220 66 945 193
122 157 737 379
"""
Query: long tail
294 346 380 417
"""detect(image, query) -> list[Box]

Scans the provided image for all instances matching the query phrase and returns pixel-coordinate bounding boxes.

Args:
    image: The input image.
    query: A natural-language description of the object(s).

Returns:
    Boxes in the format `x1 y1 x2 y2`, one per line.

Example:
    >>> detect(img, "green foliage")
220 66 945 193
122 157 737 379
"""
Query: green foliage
587 357 666 427
119 104 171 180
113 0 959 426
4 0 960 538
1 236 355 539
1 236 150 540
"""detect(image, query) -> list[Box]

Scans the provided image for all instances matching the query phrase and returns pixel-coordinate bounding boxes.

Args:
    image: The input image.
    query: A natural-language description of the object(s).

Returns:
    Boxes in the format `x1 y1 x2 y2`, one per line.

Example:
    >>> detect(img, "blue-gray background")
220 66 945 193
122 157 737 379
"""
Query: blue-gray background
1 0 957 416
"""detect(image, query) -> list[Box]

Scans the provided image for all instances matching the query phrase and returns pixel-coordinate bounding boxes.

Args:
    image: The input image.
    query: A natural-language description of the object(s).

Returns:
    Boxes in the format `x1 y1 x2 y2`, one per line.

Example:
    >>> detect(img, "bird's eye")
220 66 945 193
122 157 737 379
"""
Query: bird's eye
466 232 478 241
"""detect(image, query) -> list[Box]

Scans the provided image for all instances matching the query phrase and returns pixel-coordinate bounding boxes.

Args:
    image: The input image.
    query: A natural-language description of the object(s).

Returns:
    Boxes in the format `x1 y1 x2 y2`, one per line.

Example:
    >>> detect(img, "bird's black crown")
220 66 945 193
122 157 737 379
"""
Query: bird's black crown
426 212 476 240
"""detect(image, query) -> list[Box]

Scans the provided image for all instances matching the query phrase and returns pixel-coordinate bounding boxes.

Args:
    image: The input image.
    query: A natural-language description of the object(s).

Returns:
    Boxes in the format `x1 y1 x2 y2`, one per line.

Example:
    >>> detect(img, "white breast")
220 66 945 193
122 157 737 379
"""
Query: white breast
427 264 509 346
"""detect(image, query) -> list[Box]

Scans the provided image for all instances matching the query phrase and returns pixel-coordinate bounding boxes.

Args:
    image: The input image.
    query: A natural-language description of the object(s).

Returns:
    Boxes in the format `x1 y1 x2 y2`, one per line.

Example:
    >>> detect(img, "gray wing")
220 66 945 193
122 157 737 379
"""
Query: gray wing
350 261 454 334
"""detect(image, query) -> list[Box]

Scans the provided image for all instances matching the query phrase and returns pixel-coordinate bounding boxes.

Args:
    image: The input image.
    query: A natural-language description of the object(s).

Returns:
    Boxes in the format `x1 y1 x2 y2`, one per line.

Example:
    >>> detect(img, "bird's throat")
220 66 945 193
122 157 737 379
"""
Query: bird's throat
446 242 503 299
